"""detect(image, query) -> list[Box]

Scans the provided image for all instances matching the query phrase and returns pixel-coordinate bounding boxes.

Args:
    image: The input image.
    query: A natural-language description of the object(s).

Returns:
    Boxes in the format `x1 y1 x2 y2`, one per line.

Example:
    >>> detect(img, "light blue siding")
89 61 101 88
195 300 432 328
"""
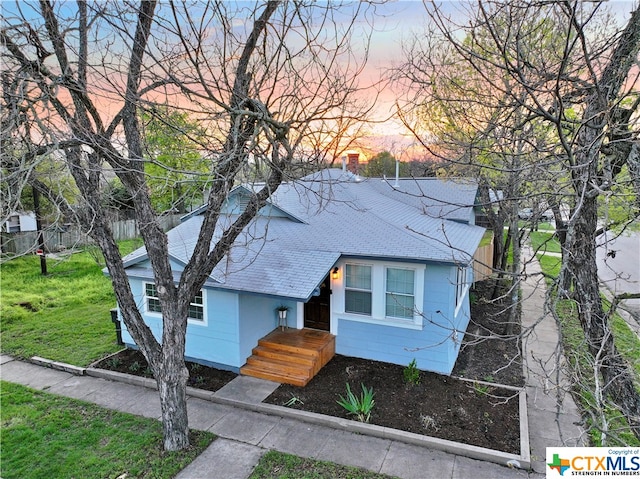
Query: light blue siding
449 266 472 366
336 319 454 374
221 191 296 220
185 289 240 368
119 280 163 346
335 264 471 375
121 261 472 376
119 278 242 372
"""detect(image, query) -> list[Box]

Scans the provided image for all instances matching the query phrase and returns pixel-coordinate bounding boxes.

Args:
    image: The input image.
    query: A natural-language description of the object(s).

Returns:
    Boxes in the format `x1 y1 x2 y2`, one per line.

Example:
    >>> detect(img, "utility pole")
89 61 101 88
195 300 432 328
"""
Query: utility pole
32 187 47 275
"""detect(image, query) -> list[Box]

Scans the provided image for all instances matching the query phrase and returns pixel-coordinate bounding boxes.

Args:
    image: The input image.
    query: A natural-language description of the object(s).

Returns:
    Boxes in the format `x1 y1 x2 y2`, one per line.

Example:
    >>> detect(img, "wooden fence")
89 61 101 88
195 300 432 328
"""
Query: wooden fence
1 215 181 256
473 233 494 282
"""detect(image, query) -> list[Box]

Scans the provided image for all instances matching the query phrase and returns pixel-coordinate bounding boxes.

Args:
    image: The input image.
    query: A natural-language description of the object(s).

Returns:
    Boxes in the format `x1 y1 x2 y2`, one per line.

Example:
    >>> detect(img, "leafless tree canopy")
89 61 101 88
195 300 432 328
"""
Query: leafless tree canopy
1 0 378 450
394 0 640 442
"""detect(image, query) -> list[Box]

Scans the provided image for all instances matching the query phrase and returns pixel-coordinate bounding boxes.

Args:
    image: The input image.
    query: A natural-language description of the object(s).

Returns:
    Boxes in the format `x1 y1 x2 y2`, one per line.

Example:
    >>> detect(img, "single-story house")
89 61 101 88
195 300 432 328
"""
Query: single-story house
115 168 486 385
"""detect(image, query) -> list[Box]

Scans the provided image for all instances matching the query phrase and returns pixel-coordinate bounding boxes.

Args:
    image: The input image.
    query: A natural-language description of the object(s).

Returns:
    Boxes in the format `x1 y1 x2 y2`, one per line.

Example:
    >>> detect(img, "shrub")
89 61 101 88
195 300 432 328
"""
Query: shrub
105 357 122 369
128 361 141 373
403 358 421 385
336 383 375 423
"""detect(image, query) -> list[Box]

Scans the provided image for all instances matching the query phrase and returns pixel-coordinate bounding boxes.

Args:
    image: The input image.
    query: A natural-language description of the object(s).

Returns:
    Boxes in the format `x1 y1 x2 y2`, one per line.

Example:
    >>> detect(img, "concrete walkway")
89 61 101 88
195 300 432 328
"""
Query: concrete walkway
1 252 585 479
520 246 587 474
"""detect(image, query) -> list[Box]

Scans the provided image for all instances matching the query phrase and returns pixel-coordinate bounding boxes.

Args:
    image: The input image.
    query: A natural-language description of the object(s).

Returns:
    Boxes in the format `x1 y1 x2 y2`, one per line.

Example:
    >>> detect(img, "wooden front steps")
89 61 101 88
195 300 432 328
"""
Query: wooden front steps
240 328 335 387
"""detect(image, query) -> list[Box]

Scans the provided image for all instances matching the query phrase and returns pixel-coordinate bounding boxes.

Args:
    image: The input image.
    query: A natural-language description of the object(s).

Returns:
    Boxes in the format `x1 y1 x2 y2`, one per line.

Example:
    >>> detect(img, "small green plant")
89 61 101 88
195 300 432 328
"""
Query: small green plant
106 357 122 369
190 375 205 387
473 380 492 396
128 360 141 373
190 362 202 373
336 383 375 423
283 395 304 407
403 358 421 385
469 292 478 304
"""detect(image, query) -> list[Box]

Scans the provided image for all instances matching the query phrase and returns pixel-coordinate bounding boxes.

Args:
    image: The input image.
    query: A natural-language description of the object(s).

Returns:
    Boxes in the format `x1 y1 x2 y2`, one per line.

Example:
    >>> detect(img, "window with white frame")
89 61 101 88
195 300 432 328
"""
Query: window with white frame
188 290 204 321
144 282 205 322
345 263 372 315
145 283 162 313
341 261 422 327
385 267 415 319
455 266 468 309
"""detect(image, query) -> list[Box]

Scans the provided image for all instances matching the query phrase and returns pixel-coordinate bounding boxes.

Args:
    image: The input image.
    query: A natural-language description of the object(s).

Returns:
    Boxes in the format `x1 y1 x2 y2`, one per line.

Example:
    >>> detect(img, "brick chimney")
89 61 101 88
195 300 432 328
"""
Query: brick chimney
347 153 359 174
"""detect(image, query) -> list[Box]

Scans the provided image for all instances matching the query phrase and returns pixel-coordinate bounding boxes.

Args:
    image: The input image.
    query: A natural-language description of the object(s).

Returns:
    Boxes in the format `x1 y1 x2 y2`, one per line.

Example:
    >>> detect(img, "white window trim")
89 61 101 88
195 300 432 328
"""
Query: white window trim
143 282 208 326
454 266 470 317
333 260 424 330
344 262 373 316
385 266 416 320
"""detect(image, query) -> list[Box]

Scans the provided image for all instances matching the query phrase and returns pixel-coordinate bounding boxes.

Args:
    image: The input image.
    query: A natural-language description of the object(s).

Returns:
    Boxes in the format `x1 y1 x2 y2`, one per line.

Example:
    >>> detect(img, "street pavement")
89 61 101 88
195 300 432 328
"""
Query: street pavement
1 251 586 479
596 230 640 329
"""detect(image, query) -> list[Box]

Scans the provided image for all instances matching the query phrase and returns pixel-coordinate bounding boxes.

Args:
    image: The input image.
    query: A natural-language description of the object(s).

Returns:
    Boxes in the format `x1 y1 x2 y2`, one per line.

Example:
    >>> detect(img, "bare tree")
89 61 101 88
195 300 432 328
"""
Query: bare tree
1 0 377 450
395 0 640 441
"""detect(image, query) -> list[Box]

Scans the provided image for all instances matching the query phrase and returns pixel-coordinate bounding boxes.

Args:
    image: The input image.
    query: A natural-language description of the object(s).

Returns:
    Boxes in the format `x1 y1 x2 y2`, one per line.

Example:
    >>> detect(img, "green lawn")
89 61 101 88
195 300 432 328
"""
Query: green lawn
249 450 398 479
479 230 493 247
0 381 215 479
529 231 562 254
0 241 141 366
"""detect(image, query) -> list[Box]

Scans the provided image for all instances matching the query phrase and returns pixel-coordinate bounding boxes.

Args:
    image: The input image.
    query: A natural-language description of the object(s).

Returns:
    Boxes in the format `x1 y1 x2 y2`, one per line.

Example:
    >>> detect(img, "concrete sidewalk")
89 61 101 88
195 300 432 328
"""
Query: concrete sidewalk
520 246 586 474
1 252 585 479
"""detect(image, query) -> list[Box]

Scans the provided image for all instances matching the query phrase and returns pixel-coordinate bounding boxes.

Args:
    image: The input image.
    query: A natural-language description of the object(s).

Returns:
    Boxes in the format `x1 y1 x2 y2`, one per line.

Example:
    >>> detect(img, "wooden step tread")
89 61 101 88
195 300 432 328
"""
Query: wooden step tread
252 345 317 366
246 355 313 376
263 329 334 346
240 364 310 387
257 339 322 358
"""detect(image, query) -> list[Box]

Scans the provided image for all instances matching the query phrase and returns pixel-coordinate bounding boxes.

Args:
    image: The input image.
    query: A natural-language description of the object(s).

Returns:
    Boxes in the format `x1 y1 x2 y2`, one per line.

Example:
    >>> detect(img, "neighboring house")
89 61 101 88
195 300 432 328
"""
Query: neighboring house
115 168 486 384
3 211 37 233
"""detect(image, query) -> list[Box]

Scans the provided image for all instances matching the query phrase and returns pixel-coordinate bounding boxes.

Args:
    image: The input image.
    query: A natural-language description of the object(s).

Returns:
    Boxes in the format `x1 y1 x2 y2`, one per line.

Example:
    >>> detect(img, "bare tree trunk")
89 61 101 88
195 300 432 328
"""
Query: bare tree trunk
157 339 190 450
506 214 521 336
563 4 640 440
566 194 640 439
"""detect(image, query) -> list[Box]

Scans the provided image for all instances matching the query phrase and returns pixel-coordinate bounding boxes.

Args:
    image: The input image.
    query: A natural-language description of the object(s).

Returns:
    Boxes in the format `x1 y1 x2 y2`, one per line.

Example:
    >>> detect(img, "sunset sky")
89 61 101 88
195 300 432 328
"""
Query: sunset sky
2 0 637 161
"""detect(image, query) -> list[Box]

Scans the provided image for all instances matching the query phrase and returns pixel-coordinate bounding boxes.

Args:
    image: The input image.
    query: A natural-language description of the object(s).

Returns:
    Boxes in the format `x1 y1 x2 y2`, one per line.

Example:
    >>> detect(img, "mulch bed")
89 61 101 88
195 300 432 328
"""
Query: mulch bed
264 279 524 455
264 354 521 454
93 349 238 392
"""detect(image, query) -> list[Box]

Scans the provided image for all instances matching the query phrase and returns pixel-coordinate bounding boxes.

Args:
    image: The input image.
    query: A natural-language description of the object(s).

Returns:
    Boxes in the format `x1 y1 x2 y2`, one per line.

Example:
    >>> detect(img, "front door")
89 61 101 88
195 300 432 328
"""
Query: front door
304 275 331 331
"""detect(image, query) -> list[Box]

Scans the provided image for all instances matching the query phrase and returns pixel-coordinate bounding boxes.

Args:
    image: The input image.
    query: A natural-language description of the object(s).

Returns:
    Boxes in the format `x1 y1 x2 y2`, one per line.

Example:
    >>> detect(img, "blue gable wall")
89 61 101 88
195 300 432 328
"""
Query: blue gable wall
335 263 471 375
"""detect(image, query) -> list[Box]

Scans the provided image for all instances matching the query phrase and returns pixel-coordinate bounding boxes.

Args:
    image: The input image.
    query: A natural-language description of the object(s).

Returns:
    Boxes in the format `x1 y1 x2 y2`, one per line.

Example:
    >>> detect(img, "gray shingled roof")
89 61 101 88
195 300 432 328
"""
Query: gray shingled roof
122 169 485 300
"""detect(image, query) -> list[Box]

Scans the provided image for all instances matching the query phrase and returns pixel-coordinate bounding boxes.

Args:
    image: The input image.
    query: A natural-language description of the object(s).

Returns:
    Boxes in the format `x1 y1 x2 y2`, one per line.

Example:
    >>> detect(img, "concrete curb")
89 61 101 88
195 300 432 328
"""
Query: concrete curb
87 367 158 390
82 364 531 470
30 356 87 376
